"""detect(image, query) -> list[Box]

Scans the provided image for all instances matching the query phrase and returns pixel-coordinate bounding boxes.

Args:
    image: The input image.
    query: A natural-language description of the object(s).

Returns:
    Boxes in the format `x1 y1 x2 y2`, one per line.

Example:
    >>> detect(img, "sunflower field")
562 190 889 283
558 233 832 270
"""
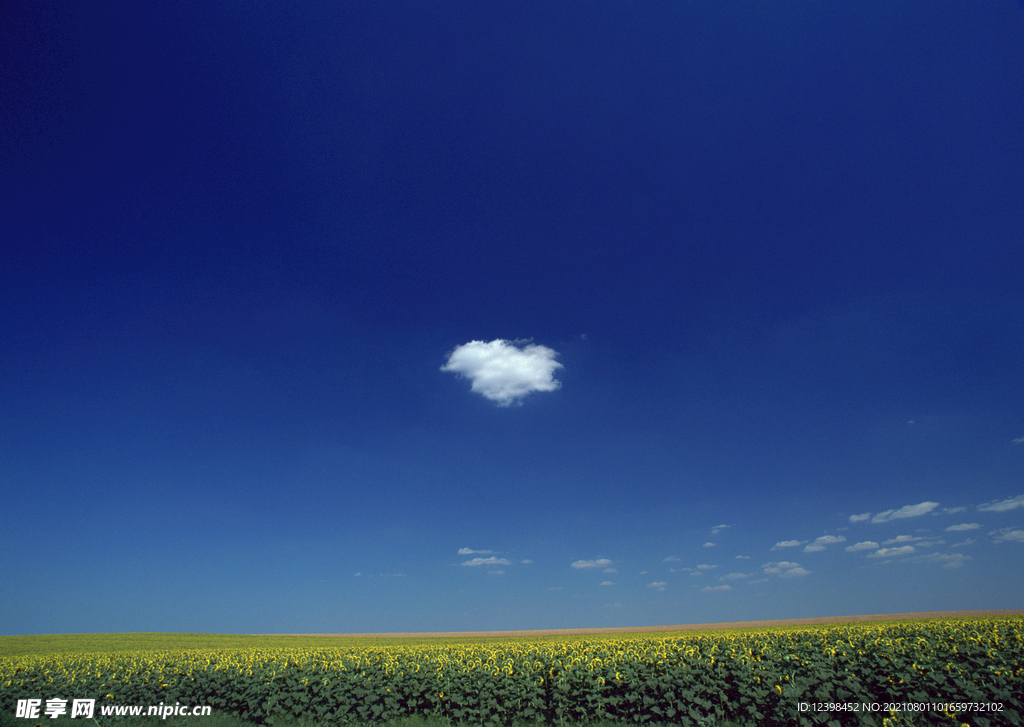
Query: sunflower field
2 618 1022 727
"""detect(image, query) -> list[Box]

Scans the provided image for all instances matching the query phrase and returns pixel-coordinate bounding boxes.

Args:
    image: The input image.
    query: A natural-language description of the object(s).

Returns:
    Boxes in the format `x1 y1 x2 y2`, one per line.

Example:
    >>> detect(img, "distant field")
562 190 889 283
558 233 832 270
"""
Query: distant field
2 609 1021 656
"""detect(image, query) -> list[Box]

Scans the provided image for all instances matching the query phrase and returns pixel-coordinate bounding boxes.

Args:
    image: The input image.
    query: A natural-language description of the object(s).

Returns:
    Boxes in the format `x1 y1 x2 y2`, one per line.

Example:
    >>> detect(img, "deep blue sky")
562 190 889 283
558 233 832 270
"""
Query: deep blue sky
2 0 1022 636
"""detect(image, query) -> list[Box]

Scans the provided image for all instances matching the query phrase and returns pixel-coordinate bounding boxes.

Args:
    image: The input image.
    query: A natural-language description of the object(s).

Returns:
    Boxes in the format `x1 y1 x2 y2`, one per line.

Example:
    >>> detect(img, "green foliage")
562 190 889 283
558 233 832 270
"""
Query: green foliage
2 618 1021 727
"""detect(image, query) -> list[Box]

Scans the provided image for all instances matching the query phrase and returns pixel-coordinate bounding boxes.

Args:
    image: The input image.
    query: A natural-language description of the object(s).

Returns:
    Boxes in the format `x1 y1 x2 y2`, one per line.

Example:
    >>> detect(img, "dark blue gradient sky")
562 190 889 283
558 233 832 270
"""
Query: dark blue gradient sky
2 0 1022 635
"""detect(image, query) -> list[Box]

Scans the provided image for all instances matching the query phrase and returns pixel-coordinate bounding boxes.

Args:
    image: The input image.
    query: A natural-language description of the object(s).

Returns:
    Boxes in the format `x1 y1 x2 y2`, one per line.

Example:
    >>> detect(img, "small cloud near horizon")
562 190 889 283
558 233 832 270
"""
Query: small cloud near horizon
773 540 803 549
442 339 562 406
763 561 810 577
571 558 613 569
462 557 513 566
977 494 1024 512
990 528 1024 543
870 501 939 523
804 535 846 552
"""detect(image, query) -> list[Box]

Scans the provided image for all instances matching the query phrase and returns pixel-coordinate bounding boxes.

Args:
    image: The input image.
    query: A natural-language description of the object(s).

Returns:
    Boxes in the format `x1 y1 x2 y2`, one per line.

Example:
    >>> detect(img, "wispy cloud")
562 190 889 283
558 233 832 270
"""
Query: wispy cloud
773 540 803 549
571 559 613 569
702 585 732 592
845 541 879 552
441 339 562 406
868 546 916 558
702 542 716 548
647 581 667 591
990 528 1024 543
977 494 1024 512
711 524 730 535
804 535 846 552
918 552 970 569
719 572 751 580
849 513 871 523
870 501 939 523
763 561 810 577
462 557 513 566
458 548 495 555
881 535 923 545
1012 436 1024 444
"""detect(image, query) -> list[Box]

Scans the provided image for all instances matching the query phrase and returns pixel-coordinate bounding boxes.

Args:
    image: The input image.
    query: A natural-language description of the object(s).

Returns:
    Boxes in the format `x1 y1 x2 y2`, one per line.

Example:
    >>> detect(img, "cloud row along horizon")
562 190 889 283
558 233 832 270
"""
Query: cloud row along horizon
442 339 563 406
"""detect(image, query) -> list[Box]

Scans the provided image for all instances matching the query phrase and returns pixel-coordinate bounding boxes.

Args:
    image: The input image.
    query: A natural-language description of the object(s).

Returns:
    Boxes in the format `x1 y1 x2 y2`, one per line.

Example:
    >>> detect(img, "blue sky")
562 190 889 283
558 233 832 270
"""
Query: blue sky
2 0 1022 636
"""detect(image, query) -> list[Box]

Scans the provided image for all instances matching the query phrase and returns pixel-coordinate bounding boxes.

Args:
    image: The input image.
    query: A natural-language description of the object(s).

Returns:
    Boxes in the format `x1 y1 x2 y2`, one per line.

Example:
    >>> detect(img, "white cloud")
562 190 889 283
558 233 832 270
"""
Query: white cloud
458 548 495 555
735 555 751 560
719 572 751 580
702 585 732 592
871 501 939 523
868 546 916 558
919 552 970 569
845 541 879 552
571 559 613 569
696 564 717 570
663 556 681 562
1012 436 1024 444
779 566 811 578
599 581 614 586
849 513 871 523
882 535 922 545
773 540 803 549
711 524 730 535
648 581 667 591
762 561 809 577
990 528 1024 543
462 557 513 566
702 542 716 548
441 339 562 406
977 494 1024 512
488 570 505 575
804 535 846 552
521 559 533 564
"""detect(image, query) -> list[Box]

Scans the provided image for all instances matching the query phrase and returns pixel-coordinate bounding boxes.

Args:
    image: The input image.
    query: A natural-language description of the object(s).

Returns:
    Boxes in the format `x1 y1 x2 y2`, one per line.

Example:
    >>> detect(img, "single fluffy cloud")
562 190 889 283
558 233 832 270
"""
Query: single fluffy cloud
458 548 495 555
571 559 613 569
441 339 562 406
702 585 732 592
871 501 939 523
977 494 1024 512
849 513 871 523
945 524 980 533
